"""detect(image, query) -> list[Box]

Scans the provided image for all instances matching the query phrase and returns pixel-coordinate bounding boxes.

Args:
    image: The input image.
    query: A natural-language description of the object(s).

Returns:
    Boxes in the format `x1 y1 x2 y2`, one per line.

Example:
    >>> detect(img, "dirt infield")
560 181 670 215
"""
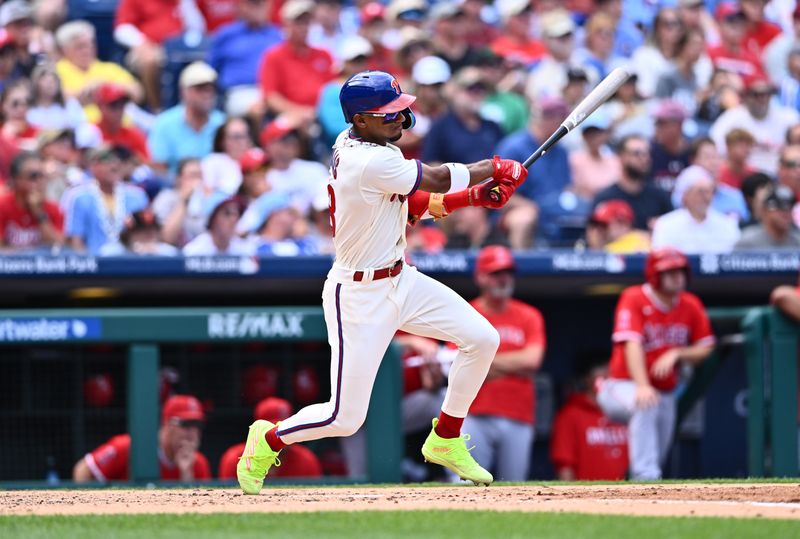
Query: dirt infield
2 483 800 520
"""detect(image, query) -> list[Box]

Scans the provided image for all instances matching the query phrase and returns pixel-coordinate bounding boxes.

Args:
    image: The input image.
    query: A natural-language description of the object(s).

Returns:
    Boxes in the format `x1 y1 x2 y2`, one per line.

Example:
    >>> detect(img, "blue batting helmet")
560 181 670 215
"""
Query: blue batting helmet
339 71 416 128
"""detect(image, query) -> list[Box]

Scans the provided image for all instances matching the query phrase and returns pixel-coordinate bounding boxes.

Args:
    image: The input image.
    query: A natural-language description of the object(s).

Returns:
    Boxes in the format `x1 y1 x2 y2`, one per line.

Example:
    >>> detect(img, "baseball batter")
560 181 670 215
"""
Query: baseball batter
597 248 715 480
236 71 527 494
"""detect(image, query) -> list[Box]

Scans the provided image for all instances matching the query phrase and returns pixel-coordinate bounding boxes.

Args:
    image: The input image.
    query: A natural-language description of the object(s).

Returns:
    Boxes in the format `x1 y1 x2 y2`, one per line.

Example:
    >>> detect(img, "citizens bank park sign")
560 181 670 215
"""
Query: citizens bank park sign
207 312 305 339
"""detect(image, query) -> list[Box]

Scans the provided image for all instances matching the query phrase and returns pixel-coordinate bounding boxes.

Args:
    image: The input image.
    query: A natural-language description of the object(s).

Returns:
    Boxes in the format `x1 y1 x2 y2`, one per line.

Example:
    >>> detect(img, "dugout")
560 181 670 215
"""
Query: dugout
0 251 798 484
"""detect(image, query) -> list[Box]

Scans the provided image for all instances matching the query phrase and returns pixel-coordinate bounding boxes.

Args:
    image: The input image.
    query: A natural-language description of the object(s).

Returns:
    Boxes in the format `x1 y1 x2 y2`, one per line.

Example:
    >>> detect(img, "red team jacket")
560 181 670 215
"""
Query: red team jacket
550 393 629 480
85 434 211 481
217 442 322 479
468 298 546 425
609 284 715 391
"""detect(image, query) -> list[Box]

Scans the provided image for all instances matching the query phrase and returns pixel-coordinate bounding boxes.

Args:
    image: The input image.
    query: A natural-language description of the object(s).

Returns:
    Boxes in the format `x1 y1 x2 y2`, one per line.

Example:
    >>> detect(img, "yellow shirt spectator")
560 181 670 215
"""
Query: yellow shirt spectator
56 59 138 123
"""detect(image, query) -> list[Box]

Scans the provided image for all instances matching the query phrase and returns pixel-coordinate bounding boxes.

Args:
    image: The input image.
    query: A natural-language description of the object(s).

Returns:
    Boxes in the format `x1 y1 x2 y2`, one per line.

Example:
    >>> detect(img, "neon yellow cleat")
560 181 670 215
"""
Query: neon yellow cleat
421 418 493 486
237 420 281 495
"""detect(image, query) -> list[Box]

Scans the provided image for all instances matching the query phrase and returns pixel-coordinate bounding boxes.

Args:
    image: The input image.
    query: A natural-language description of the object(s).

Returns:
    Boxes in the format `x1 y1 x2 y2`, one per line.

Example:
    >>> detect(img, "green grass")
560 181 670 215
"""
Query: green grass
1 511 797 539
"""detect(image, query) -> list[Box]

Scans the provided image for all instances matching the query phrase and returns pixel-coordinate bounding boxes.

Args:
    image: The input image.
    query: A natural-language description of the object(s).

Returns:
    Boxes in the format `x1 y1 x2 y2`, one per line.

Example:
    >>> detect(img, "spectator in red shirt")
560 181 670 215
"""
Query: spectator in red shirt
358 3 400 76
0 79 38 151
707 3 765 80
218 397 322 479
596 248 715 480
0 151 63 250
461 245 546 481
197 0 238 32
72 394 212 482
490 0 546 68
257 0 334 125
719 127 756 189
740 0 782 57
114 0 204 111
550 361 629 481
94 83 150 163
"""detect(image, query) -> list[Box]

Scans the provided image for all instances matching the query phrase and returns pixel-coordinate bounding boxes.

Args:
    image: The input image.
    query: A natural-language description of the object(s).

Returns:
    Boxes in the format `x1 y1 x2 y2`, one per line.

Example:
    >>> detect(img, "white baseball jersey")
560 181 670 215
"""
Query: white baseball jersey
327 129 421 270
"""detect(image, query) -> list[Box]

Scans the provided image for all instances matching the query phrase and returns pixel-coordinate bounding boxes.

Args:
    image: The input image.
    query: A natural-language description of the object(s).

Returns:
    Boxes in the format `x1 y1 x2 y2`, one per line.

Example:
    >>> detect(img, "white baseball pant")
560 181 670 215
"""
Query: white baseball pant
276 264 499 445
597 378 676 480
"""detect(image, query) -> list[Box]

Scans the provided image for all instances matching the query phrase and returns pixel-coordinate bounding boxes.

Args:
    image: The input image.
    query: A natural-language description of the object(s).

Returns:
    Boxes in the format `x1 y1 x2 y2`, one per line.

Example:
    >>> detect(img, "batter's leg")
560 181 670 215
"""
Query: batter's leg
398 269 499 418
495 418 534 481
276 279 399 445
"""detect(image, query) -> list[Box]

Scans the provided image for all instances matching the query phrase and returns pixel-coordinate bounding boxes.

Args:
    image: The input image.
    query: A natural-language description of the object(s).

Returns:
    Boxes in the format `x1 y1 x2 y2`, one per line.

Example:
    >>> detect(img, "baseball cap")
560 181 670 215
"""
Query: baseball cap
0 0 32 27
475 244 516 274
203 191 241 227
86 143 118 162
537 95 568 116
360 2 385 24
161 394 205 424
236 191 292 234
763 184 797 210
397 26 430 52
540 9 575 39
122 209 159 238
671 165 715 207
412 55 452 86
430 1 463 21
0 28 14 50
37 128 74 151
653 99 687 122
386 0 428 22
95 83 129 105
581 110 611 131
566 66 589 82
496 0 530 23
744 74 775 93
179 61 217 88
590 199 634 225
340 35 373 63
254 397 293 423
715 2 745 23
281 0 315 22
259 117 298 146
677 0 704 6
452 66 486 88
239 147 269 173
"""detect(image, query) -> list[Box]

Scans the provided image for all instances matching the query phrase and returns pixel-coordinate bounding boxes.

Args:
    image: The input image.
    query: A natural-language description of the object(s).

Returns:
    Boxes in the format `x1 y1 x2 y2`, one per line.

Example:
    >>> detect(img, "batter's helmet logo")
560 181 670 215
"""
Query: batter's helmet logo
390 78 401 95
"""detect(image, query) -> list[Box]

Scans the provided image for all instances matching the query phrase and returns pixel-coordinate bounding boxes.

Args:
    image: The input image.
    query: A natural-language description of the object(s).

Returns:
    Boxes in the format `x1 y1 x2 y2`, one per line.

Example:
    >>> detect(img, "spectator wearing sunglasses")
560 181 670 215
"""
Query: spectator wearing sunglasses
710 75 799 175
73 394 211 483
0 151 63 251
736 184 800 249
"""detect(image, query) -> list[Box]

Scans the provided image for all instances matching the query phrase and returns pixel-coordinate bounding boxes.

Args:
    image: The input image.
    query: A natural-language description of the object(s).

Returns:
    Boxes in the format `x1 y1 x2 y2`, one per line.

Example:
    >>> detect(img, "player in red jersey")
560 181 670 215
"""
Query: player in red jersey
72 395 211 482
597 248 714 480
459 245 546 481
218 397 322 480
550 361 628 481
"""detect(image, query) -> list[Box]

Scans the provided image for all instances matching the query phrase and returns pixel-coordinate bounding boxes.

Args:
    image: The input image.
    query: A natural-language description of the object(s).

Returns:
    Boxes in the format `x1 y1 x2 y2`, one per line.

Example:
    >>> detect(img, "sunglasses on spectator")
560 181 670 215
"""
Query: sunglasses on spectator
8 99 28 108
219 206 240 217
624 149 649 157
348 55 370 63
747 89 773 97
781 159 800 168
170 418 204 429
107 99 127 108
20 170 44 181
766 201 794 211
361 111 403 123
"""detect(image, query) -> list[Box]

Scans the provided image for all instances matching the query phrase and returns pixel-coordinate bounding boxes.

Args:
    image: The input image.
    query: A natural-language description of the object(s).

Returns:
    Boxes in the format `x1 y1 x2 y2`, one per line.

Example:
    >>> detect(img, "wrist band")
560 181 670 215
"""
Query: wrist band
443 163 469 193
428 193 447 219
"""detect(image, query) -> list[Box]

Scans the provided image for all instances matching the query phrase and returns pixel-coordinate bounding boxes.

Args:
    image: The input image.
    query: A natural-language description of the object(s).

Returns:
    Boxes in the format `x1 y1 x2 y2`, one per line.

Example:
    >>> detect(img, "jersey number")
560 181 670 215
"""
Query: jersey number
327 184 336 237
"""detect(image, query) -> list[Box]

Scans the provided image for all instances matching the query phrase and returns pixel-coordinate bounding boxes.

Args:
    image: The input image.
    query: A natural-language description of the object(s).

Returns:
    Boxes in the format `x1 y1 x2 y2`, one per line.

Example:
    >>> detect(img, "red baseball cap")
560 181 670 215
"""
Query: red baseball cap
590 200 634 225
715 2 745 22
254 396 293 423
475 245 515 274
361 1 385 24
239 147 269 173
95 83 129 105
259 118 297 147
161 394 205 424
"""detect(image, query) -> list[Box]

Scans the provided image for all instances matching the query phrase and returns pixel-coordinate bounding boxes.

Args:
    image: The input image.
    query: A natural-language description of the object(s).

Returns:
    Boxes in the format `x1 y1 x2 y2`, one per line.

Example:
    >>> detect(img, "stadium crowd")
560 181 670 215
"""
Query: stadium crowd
1 0 800 255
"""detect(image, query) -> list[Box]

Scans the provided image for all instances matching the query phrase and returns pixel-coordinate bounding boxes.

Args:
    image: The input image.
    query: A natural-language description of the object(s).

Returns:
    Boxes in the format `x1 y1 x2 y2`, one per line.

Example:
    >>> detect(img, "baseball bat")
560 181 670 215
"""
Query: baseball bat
488 67 631 202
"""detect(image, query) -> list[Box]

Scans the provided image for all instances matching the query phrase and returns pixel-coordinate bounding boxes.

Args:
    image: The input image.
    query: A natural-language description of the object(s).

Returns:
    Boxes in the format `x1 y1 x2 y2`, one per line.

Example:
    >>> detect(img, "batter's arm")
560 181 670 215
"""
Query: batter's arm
419 160 494 193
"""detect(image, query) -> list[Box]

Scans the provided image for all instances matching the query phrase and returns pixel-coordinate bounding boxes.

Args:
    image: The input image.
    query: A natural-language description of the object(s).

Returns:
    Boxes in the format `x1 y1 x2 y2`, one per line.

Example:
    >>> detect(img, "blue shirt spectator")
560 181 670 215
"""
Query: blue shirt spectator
147 62 226 180
64 147 149 255
494 96 572 203
206 5 283 93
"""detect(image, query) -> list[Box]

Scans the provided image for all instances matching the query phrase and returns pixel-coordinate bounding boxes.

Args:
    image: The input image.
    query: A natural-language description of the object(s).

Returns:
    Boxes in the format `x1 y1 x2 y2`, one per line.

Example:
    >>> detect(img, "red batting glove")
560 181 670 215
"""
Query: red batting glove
470 181 516 209
491 155 528 186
